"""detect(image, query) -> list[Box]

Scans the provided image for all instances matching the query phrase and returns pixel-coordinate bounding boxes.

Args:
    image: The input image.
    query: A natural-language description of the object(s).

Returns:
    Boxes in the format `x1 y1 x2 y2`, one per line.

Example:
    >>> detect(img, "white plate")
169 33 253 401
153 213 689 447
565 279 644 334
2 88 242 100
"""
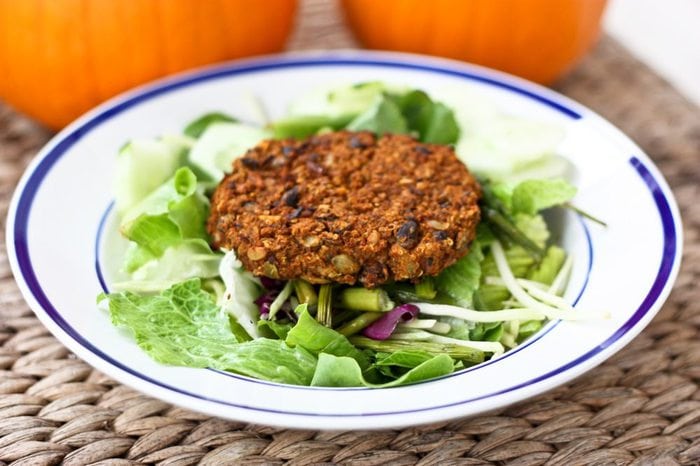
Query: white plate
6 51 682 430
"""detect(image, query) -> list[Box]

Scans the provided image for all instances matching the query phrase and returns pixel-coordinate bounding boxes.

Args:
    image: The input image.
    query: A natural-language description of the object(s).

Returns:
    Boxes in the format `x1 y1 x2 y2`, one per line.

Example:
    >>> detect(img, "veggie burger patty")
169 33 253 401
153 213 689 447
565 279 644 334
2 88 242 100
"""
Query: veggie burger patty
208 131 481 287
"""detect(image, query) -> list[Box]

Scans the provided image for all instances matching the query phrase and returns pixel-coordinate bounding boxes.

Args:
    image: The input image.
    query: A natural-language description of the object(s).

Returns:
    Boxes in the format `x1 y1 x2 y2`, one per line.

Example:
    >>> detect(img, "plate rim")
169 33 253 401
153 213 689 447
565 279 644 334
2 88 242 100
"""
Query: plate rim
5 50 684 429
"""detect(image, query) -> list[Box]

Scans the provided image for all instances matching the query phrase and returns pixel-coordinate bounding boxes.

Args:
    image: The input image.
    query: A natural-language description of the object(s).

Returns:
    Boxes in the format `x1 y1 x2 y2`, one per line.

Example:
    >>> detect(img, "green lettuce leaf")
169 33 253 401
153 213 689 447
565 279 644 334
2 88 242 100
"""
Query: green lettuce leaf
374 349 436 369
286 307 370 370
106 279 316 385
270 114 355 139
184 112 237 139
514 213 550 249
346 95 408 135
470 322 504 342
122 215 181 270
472 285 512 311
393 90 460 144
517 320 545 343
120 167 211 273
288 81 391 118
188 122 271 181
421 102 460 144
373 349 437 378
455 113 567 182
108 278 239 364
310 353 454 387
121 166 206 227
216 338 317 385
511 178 577 215
394 90 432 136
114 137 190 214
114 239 222 293
258 319 294 340
278 82 459 143
435 240 484 307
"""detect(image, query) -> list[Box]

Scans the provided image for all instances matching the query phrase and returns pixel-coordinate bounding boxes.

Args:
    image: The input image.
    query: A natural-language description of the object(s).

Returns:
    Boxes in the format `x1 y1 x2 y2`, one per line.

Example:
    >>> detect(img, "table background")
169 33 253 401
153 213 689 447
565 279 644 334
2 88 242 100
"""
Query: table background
1 1 699 464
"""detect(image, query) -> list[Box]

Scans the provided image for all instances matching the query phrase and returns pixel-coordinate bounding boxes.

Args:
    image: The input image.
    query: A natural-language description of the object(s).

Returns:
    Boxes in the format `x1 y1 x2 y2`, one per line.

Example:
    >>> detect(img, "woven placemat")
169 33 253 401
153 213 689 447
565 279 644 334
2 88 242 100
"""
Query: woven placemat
1 1 699 465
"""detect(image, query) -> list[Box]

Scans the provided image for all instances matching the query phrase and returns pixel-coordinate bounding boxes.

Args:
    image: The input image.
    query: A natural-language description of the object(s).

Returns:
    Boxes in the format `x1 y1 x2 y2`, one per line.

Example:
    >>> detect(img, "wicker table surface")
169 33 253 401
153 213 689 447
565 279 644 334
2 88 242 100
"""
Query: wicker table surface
1 1 699 465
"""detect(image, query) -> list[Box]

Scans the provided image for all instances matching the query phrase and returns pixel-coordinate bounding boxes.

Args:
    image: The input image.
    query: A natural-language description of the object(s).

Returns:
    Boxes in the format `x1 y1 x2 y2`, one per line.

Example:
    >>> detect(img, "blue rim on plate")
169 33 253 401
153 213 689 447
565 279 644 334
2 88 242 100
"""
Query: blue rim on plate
8 53 682 420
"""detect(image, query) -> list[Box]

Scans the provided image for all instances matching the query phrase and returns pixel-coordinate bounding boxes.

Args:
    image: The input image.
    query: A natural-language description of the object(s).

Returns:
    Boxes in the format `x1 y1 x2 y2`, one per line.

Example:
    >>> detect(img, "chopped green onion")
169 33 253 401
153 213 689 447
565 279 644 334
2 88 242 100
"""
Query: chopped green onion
293 280 318 306
484 209 544 260
349 336 485 364
337 287 394 312
332 309 358 327
390 329 505 356
337 312 383 336
415 277 437 299
316 284 333 327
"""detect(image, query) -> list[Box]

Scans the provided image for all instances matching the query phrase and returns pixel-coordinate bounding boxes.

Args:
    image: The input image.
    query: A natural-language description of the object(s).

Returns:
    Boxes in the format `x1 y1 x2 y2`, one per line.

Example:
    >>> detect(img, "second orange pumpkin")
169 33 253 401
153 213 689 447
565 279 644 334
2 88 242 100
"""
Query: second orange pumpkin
341 0 607 84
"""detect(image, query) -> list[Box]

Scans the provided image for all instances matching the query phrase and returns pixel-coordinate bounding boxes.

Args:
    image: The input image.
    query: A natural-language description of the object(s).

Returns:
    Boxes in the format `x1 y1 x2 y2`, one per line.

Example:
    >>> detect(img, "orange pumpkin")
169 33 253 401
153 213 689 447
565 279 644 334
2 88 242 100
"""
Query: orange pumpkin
0 0 298 129
340 0 607 84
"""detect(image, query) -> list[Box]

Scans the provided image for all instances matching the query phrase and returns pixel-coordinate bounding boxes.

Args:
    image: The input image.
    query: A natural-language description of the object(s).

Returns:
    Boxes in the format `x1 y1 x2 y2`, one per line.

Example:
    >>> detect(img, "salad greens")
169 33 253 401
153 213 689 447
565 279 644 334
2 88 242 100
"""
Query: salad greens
103 278 317 385
101 81 598 388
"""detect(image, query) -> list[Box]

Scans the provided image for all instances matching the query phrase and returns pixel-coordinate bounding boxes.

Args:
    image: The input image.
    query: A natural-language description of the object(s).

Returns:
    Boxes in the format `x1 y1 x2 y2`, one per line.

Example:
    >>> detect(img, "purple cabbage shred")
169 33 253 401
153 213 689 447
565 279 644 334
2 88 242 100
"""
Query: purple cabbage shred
362 303 419 340
254 291 277 317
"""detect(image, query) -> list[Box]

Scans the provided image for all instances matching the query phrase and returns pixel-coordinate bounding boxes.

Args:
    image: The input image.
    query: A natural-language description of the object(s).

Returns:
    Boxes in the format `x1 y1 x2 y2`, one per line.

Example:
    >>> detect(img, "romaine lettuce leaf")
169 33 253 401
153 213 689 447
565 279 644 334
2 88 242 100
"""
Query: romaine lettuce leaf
114 239 221 293
188 122 271 181
456 116 567 182
258 319 294 340
107 278 239 364
279 82 460 143
120 167 211 273
270 114 355 139
374 349 436 370
287 81 392 118
517 320 545 343
310 353 454 387
286 307 370 370
514 214 550 249
216 338 316 386
393 90 460 144
511 178 577 215
105 279 316 385
422 102 460 144
114 137 190 214
435 241 484 307
470 322 504 342
346 95 408 135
